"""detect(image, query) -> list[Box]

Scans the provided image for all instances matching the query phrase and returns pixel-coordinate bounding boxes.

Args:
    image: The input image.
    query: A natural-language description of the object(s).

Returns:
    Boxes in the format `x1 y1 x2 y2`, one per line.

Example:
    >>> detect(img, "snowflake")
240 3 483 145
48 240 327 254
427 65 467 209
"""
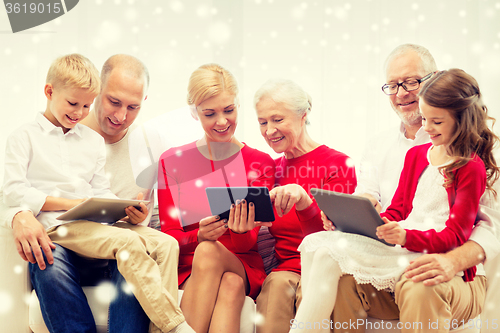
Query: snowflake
95 281 117 304
119 250 130 261
57 225 68 238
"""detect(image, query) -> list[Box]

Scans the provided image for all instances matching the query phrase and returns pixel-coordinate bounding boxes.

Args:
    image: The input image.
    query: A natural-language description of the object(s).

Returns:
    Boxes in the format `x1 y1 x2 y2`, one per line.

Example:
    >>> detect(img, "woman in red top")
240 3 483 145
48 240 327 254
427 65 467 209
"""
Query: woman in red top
158 64 275 333
254 79 357 333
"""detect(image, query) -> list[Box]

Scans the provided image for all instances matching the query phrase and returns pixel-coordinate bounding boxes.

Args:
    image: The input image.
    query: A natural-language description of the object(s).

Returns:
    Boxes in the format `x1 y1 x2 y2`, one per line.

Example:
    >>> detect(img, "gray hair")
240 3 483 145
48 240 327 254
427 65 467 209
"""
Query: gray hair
384 44 438 75
254 79 312 124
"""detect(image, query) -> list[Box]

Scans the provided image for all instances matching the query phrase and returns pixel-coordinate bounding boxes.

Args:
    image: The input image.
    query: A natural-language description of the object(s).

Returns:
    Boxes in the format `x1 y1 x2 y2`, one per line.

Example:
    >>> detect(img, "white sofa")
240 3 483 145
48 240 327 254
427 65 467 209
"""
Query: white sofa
0 225 494 333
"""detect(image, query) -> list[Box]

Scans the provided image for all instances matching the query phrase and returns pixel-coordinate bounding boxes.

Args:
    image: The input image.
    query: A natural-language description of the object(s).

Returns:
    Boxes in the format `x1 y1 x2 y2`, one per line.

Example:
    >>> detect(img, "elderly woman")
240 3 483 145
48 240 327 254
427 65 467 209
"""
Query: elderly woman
158 64 275 333
254 79 357 333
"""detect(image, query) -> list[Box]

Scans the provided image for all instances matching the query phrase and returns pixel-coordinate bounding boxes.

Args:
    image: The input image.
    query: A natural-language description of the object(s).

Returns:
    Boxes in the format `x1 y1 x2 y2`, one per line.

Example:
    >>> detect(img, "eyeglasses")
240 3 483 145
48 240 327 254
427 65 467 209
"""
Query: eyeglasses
381 72 434 96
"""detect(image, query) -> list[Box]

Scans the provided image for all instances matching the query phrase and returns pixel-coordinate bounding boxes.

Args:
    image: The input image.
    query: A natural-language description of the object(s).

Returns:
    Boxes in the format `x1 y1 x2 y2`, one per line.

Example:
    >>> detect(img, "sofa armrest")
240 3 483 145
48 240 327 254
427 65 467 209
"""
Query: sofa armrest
0 226 31 333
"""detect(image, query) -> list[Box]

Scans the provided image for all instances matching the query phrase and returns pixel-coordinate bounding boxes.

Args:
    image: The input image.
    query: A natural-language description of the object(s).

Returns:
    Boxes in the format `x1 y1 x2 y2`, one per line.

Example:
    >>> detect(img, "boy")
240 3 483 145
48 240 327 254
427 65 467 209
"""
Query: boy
2 54 192 333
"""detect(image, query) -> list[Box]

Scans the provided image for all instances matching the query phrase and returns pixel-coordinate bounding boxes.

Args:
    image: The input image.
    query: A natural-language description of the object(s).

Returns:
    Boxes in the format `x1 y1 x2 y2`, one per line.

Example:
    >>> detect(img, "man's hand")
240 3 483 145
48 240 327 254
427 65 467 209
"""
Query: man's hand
12 211 56 270
357 193 381 213
376 216 406 245
270 184 312 217
197 215 227 242
404 240 485 286
125 192 149 225
404 253 456 286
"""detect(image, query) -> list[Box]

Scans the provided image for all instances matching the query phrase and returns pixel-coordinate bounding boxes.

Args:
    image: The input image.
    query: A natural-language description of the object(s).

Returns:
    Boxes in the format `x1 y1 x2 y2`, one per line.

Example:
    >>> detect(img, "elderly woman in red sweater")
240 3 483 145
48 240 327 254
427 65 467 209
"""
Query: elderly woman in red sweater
254 79 357 333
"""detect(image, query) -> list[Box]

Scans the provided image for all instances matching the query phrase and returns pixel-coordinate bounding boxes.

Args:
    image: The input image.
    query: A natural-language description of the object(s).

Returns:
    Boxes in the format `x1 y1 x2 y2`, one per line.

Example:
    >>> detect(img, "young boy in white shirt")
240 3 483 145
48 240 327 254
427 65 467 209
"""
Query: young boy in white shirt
2 54 192 333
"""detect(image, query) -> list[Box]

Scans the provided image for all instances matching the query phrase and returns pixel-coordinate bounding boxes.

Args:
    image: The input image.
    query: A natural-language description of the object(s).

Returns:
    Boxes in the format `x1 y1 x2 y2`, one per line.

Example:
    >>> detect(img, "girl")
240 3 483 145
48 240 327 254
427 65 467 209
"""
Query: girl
158 64 275 333
292 68 499 332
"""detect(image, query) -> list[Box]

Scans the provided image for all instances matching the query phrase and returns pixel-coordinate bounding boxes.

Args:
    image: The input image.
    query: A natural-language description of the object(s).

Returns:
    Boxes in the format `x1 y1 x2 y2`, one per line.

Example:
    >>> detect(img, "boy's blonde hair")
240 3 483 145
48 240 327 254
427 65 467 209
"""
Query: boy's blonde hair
46 54 100 94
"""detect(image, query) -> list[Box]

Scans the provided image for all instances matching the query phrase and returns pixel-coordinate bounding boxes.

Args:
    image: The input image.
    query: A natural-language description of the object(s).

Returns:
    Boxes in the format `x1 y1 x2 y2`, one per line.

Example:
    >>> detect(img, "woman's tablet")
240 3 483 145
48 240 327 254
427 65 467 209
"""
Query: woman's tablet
310 188 394 246
56 197 149 223
205 187 275 222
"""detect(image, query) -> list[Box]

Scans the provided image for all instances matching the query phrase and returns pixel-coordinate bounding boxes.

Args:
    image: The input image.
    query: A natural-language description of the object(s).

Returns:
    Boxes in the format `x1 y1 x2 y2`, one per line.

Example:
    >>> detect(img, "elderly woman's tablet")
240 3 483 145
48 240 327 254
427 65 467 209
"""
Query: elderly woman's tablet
205 187 275 222
310 188 394 246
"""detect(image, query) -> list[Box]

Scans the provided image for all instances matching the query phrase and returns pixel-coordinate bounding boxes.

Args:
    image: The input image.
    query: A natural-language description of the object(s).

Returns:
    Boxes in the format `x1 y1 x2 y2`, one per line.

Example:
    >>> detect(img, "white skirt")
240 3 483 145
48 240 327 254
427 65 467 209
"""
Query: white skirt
298 230 422 292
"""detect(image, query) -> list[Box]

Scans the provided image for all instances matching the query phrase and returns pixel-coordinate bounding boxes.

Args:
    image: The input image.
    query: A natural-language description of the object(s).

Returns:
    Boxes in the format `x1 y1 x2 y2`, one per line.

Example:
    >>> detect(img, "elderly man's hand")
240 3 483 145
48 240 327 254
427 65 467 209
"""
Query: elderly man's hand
404 253 456 285
357 193 382 213
12 211 56 270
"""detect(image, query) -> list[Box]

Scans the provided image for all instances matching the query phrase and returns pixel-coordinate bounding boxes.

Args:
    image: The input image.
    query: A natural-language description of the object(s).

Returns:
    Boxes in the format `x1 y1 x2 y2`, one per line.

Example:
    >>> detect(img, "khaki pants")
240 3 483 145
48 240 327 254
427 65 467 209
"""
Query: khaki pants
256 271 303 333
48 221 184 333
333 274 486 333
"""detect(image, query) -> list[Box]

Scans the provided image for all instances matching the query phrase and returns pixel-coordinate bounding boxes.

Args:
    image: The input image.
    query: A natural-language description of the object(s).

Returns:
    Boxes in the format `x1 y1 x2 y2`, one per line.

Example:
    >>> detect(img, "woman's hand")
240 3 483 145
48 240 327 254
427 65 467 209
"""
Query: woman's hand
125 192 149 225
227 199 272 234
376 217 406 245
270 184 312 217
321 211 335 231
197 215 228 242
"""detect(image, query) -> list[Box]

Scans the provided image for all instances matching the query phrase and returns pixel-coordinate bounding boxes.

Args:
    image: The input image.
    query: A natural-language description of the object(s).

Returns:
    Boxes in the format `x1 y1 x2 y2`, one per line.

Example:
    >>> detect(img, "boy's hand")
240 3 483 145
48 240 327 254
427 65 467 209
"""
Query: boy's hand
376 217 406 245
12 211 56 270
125 192 149 225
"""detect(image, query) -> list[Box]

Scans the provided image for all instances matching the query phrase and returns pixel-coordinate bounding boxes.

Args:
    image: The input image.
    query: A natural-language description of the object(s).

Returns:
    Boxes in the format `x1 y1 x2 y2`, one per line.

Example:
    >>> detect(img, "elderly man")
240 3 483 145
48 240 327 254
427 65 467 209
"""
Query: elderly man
332 44 499 332
1 54 193 333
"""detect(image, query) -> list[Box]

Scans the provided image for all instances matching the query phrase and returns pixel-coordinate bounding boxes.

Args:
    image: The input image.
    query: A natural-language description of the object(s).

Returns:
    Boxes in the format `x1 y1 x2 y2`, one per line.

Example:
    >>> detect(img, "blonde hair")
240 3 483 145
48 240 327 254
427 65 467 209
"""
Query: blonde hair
46 54 100 94
187 63 239 106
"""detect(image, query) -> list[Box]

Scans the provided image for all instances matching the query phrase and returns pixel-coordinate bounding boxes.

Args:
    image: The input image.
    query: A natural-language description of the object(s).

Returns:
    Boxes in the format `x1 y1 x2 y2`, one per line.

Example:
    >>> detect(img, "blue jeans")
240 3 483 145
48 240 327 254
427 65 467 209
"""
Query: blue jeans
30 244 150 333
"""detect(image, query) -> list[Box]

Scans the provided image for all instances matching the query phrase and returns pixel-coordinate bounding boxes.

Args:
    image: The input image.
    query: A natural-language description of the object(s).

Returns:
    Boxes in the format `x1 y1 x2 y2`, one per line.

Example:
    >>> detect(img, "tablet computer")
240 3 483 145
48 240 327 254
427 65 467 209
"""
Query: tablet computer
56 197 150 223
205 187 275 222
310 188 394 246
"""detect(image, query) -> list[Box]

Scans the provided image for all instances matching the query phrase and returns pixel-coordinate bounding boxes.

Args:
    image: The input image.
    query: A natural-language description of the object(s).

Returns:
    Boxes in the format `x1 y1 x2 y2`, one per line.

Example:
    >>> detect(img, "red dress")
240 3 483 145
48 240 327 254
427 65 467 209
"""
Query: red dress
270 145 357 274
158 141 275 298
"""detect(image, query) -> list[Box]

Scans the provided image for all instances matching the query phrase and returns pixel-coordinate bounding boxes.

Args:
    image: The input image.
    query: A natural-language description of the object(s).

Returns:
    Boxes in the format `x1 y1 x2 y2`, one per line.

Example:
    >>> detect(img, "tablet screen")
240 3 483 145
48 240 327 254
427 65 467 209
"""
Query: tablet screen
205 187 275 222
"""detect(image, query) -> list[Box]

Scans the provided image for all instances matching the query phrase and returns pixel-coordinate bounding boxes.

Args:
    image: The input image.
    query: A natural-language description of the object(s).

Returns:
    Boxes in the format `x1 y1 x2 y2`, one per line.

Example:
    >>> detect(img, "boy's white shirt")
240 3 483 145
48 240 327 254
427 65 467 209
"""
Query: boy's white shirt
1 112 116 230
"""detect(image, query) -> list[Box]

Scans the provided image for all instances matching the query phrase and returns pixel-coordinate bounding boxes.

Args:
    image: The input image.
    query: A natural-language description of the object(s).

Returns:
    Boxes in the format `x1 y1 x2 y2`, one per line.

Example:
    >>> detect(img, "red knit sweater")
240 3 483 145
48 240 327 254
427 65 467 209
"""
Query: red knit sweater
270 145 357 274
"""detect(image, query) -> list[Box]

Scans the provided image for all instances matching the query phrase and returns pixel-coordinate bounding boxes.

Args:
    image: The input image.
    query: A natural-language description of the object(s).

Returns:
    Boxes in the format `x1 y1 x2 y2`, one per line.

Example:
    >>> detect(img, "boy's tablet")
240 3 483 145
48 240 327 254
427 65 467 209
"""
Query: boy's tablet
310 188 394 246
56 197 150 223
205 187 275 222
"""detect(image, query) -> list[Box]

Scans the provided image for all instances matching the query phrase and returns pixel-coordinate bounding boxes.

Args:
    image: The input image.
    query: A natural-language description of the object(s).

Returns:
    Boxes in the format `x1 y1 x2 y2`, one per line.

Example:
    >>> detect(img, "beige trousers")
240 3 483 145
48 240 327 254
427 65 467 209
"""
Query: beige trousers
333 274 486 333
48 221 184 333
256 271 303 333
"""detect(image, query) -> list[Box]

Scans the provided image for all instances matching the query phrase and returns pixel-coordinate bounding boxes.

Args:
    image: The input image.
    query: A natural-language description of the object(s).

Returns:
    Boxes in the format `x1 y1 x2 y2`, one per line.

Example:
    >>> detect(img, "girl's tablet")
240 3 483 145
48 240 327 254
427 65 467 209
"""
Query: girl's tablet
310 188 394 246
205 187 275 222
